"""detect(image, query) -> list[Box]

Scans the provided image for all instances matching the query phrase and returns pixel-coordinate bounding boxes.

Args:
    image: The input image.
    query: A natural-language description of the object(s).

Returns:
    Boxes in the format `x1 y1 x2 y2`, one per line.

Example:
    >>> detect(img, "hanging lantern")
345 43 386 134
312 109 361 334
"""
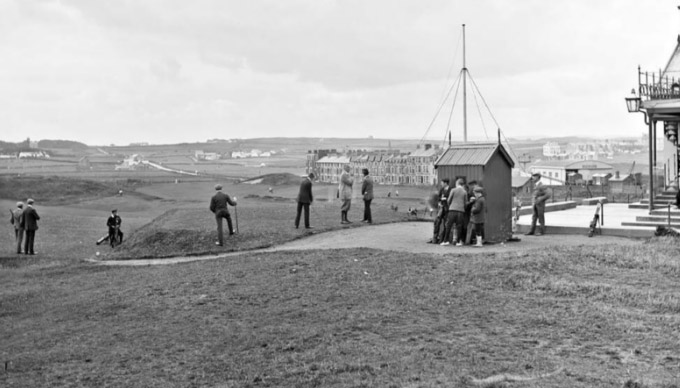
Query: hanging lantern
625 89 641 113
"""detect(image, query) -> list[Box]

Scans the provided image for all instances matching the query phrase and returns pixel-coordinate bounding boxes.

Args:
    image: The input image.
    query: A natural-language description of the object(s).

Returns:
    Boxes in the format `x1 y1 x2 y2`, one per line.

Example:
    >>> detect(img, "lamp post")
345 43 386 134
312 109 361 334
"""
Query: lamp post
625 89 655 212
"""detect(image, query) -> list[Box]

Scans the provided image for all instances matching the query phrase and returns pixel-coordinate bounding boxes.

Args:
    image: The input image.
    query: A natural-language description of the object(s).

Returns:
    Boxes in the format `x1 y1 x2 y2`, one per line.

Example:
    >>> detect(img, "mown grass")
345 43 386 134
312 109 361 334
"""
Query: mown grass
2 240 680 387
2 177 680 387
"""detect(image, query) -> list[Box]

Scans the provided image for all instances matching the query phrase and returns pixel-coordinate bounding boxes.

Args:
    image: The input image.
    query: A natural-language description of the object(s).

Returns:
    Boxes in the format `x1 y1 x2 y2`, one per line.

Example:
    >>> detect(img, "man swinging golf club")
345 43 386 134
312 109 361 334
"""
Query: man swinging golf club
210 184 237 246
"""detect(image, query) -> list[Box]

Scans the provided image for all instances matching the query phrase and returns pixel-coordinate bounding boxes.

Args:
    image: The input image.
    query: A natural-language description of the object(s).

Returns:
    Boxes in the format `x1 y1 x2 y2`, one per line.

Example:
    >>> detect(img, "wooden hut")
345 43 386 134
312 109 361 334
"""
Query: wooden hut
434 143 515 243
609 171 641 193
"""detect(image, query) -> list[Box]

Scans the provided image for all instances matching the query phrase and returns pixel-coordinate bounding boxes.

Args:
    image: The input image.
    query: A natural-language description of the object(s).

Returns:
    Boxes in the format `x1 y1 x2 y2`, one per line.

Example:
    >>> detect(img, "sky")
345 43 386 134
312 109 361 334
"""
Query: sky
1 0 680 146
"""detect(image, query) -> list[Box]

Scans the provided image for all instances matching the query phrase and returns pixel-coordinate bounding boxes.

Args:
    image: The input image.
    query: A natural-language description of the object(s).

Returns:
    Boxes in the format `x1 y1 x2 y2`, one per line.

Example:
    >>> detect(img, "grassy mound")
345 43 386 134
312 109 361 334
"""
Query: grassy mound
0 176 117 205
108 200 411 260
240 173 302 186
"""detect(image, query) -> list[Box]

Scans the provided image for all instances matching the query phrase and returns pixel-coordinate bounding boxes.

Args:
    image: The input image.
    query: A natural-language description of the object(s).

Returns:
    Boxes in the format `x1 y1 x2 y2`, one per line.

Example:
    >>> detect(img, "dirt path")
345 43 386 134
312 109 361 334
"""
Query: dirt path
90 222 645 266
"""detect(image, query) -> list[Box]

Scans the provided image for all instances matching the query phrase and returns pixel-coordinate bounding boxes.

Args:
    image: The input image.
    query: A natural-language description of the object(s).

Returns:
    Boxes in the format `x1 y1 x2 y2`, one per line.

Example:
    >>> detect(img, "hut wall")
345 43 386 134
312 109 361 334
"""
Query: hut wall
482 153 513 242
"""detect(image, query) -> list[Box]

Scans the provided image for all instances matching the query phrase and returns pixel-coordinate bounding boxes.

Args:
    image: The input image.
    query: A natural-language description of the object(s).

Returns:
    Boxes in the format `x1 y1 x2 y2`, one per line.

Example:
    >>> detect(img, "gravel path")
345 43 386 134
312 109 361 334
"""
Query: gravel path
90 222 646 266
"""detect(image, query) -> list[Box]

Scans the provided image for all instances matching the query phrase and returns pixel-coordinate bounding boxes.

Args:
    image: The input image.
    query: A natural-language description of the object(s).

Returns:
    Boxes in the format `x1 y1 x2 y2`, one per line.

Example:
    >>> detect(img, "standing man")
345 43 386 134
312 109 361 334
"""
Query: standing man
339 164 354 224
429 178 451 244
525 173 551 236
361 168 374 224
106 209 123 247
10 202 24 254
210 184 237 246
20 198 40 255
441 178 468 246
295 173 315 229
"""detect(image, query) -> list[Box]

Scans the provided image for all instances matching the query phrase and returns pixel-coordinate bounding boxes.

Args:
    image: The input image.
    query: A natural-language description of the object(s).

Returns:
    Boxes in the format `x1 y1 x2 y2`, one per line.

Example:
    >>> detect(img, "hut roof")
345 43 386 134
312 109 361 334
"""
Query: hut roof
434 143 514 168
511 175 532 188
609 174 634 182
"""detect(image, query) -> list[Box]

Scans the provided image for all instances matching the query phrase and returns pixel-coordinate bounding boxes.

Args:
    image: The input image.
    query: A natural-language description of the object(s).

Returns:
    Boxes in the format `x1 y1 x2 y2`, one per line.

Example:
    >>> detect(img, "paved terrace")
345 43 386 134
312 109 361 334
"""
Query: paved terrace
515 201 668 238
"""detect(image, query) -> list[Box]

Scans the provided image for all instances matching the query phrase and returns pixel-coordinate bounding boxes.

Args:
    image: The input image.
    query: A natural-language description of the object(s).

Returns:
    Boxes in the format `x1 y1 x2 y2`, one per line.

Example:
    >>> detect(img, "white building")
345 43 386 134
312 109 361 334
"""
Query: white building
530 160 614 186
542 141 567 159
18 151 49 158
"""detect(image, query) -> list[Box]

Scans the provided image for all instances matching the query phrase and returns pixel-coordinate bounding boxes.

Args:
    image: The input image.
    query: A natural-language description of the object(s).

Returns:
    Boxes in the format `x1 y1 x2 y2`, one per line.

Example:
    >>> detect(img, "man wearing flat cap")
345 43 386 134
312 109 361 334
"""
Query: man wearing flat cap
525 173 551 236
20 198 40 255
107 209 123 247
210 184 237 246
9 201 24 254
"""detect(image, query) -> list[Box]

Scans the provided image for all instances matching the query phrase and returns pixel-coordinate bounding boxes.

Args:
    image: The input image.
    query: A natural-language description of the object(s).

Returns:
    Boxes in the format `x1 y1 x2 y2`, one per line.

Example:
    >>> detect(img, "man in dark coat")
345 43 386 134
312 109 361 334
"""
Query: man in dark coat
525 174 551 236
210 184 237 246
295 173 315 229
20 198 40 255
429 178 452 243
106 209 123 247
361 168 374 224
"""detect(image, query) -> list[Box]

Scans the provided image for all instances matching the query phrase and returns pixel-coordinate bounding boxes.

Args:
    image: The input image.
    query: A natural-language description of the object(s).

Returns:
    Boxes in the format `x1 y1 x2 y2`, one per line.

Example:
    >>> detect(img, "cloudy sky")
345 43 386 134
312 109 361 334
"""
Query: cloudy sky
1 0 679 145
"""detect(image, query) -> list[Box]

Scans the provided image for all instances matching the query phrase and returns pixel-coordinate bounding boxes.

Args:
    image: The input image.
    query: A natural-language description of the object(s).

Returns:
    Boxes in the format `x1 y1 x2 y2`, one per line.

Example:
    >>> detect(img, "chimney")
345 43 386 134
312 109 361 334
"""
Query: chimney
615 171 620 178
424 144 432 150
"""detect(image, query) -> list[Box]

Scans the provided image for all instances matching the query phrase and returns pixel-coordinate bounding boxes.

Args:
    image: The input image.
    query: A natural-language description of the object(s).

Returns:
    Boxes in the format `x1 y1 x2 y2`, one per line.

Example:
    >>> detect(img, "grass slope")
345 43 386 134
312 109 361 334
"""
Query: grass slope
2 241 680 387
0 176 118 206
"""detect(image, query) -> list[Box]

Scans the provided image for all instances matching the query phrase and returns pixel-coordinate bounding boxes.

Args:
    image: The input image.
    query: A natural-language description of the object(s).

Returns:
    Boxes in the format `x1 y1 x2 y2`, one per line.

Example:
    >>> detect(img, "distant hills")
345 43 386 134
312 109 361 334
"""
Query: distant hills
38 139 88 150
0 136 644 154
0 139 88 152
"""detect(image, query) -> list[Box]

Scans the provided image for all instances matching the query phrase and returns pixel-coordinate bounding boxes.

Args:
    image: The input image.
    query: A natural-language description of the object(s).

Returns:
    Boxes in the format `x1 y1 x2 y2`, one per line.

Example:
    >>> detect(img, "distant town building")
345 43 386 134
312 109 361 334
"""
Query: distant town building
129 142 149 146
315 154 352 183
591 173 613 186
18 151 49 159
530 160 614 185
231 151 249 159
511 169 533 195
542 141 567 159
310 144 442 186
306 149 336 176
195 150 220 161
115 154 143 170
609 171 642 193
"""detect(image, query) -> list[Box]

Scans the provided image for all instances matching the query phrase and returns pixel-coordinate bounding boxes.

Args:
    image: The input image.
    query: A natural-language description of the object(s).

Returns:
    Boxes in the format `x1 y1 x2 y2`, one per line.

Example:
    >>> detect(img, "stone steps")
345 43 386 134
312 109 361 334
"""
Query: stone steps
621 221 680 228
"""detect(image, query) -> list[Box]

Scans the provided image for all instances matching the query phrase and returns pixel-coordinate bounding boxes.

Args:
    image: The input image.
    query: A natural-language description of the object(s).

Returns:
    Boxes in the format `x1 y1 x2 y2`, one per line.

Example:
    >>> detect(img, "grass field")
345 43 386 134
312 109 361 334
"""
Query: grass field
3 241 680 387
2 176 680 387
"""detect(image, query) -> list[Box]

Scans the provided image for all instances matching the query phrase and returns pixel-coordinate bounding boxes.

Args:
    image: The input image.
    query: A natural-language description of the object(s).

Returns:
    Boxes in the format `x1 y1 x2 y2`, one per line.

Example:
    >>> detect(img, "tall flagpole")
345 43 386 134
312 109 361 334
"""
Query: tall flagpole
462 24 468 143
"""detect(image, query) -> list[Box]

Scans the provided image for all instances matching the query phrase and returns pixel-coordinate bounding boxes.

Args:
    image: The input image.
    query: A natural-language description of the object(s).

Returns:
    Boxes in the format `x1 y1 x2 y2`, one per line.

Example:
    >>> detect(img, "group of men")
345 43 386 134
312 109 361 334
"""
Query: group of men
207 166 375 246
9 199 40 255
293 164 374 229
208 170 551 248
429 178 486 247
427 172 550 246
